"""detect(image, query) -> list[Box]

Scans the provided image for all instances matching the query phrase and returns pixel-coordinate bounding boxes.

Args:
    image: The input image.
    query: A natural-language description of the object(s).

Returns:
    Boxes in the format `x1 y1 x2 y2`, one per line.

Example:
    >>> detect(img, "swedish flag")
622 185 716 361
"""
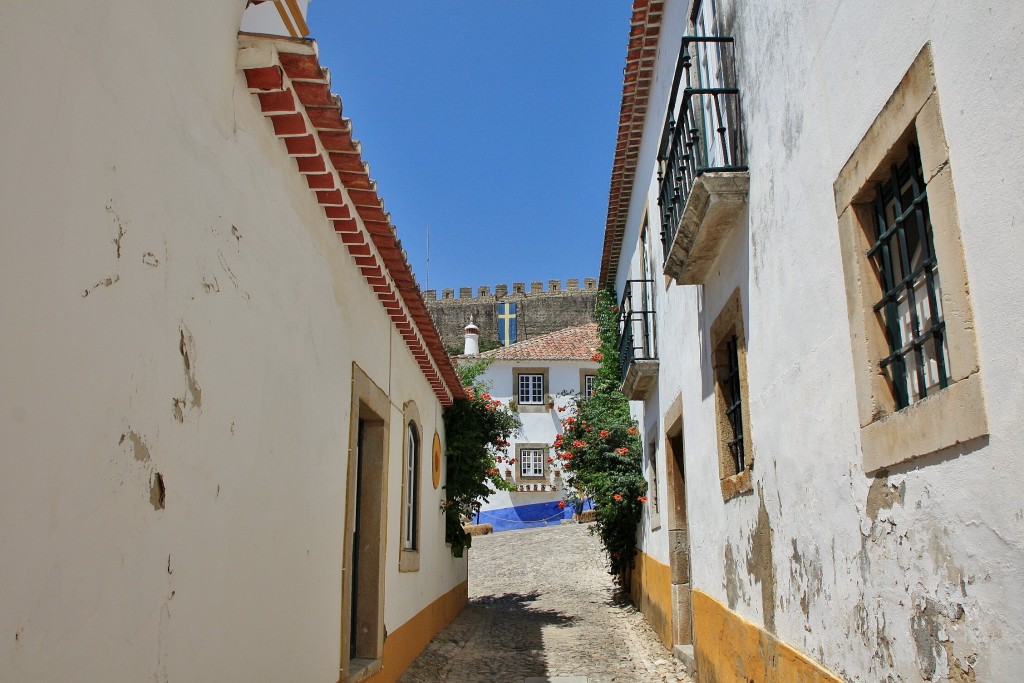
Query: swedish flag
496 302 518 346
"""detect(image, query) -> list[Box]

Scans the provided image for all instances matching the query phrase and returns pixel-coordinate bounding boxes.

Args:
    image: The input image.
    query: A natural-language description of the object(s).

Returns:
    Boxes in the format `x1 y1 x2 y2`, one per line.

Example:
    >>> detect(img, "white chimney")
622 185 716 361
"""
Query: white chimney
464 317 480 356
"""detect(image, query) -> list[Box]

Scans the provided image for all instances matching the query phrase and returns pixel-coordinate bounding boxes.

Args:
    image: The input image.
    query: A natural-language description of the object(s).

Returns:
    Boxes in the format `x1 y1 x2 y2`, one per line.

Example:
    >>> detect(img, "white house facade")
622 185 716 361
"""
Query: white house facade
470 324 601 532
0 3 467 682
602 0 1024 680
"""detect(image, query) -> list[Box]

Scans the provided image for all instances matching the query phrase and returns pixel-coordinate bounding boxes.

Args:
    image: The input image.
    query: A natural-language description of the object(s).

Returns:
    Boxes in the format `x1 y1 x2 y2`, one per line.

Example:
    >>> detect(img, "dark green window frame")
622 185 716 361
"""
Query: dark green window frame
867 143 949 409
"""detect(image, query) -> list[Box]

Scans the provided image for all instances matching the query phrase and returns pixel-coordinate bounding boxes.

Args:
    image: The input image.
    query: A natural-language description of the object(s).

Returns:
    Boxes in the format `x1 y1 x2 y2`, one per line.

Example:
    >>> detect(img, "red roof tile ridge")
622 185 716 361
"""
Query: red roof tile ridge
478 323 600 361
598 0 664 287
239 33 463 404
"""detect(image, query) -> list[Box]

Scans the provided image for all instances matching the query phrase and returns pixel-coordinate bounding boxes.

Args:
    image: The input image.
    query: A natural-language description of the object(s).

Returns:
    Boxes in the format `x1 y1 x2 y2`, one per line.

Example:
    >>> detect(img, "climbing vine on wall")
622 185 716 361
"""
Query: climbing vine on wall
442 359 519 557
554 288 646 579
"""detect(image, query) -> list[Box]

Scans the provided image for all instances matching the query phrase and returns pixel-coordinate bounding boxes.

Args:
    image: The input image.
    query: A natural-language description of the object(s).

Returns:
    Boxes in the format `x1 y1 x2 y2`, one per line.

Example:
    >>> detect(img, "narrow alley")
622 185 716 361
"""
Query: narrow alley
400 524 692 683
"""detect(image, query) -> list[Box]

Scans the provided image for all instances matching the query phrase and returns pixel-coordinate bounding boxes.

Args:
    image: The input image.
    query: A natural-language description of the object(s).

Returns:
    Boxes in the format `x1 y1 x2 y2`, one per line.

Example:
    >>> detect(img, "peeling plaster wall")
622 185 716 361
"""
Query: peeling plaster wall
616 0 1024 679
0 3 464 681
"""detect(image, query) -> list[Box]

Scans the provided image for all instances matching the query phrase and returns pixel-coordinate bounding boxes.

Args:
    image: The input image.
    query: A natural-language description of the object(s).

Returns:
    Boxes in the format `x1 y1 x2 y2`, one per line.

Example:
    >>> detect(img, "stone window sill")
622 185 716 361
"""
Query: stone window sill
860 373 987 472
398 549 420 573
720 469 752 502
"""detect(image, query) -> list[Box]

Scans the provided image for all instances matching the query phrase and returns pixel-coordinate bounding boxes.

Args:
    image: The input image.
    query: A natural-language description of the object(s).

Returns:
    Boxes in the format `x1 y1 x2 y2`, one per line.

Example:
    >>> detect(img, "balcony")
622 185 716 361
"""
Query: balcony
618 279 659 400
658 36 749 285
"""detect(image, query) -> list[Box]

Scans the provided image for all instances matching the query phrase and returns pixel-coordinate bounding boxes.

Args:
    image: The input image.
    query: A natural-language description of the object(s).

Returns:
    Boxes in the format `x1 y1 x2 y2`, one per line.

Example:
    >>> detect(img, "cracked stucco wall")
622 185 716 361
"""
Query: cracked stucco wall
621 0 1024 680
0 4 465 681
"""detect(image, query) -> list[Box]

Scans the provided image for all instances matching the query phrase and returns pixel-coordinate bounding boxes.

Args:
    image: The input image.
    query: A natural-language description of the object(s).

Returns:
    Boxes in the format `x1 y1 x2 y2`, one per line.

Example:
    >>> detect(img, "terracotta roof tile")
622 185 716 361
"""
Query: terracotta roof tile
478 324 600 361
600 0 664 286
239 33 463 405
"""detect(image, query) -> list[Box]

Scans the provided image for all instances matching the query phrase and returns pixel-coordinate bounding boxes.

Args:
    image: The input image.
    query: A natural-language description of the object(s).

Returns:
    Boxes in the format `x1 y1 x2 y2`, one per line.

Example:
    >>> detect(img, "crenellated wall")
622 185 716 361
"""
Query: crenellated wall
424 278 598 350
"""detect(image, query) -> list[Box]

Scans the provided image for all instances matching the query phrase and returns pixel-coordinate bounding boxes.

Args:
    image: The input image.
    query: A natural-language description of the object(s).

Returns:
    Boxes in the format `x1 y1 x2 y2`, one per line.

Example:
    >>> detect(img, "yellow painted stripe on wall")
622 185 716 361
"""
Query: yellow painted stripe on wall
692 590 844 683
629 549 673 649
363 580 469 683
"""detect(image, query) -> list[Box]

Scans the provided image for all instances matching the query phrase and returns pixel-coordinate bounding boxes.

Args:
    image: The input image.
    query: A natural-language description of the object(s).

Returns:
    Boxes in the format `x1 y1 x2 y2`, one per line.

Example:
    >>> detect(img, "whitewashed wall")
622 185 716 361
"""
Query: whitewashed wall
616 0 1024 679
0 3 464 681
621 0 693 574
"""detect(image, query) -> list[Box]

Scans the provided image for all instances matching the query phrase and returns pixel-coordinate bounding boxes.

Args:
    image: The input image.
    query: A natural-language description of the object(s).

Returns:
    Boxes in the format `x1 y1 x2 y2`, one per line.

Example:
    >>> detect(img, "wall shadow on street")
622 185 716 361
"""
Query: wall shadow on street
469 591 580 680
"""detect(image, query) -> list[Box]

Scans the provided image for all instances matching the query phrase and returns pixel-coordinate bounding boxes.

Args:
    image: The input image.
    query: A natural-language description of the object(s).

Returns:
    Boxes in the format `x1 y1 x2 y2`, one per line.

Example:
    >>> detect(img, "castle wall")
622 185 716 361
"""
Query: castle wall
424 278 598 350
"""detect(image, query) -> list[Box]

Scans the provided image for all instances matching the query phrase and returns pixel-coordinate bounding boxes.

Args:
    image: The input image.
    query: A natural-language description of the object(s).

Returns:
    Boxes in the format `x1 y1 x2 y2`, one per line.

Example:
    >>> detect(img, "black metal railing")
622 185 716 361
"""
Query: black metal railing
658 36 746 257
617 279 657 382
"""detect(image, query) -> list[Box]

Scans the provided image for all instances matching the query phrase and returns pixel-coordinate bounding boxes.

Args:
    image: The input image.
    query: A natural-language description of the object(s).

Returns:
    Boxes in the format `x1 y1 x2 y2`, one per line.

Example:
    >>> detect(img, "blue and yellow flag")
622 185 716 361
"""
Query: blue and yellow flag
496 302 518 346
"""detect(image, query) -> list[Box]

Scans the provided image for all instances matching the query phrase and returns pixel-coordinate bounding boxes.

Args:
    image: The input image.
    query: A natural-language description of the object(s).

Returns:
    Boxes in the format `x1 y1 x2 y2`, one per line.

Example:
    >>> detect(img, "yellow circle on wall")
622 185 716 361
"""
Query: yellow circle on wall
431 432 442 489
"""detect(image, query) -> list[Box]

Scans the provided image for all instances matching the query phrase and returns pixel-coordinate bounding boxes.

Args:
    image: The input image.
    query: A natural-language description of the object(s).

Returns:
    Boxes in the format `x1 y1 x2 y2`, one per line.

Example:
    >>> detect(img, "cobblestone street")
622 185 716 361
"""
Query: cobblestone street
400 523 692 683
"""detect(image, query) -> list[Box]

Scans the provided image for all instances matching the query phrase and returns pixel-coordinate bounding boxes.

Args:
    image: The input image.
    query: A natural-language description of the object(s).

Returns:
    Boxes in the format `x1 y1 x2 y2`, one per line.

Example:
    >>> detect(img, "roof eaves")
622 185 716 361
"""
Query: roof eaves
599 0 664 287
238 32 464 405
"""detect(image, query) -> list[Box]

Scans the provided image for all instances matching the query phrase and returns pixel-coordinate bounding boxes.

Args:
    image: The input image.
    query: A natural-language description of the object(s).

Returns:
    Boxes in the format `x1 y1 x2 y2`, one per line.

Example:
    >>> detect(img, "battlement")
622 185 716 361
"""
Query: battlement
424 278 599 350
422 277 597 302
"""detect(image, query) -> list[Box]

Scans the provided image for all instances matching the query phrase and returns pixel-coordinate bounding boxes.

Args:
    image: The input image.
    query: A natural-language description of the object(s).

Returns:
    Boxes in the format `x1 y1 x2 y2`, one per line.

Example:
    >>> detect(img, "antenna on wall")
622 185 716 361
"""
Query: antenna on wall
425 223 430 289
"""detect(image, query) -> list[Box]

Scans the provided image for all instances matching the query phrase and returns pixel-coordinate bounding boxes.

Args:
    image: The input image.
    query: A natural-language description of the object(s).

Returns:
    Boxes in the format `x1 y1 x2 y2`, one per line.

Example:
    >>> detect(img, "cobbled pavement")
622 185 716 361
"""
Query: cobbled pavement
399 522 693 683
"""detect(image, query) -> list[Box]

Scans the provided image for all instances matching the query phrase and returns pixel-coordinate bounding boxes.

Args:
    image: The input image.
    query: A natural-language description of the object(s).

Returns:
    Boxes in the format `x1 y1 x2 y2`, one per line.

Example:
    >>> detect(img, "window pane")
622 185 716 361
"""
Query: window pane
520 449 544 477
869 144 950 408
404 424 418 550
519 374 544 403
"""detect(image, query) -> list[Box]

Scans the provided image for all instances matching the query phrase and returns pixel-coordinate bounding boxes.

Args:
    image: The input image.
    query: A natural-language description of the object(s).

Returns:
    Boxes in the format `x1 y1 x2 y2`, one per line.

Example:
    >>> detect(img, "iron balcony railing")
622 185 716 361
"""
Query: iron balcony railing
617 279 657 382
658 36 747 258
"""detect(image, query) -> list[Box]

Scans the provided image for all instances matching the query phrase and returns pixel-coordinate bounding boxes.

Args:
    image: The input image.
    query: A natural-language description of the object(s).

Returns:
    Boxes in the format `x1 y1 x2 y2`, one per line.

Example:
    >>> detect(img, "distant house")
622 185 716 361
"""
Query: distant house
465 324 600 532
0 3 466 682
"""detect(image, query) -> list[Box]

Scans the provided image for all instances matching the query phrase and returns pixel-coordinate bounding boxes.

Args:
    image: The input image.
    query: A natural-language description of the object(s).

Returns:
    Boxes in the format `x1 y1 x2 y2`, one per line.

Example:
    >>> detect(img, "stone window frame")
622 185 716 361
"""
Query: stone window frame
834 43 987 473
710 289 753 501
513 367 550 413
516 442 549 481
646 435 662 531
398 401 422 572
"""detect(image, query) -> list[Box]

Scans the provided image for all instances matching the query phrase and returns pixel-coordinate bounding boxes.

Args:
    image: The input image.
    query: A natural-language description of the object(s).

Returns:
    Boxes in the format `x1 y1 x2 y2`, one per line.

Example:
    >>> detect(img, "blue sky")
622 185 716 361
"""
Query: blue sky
309 2 632 294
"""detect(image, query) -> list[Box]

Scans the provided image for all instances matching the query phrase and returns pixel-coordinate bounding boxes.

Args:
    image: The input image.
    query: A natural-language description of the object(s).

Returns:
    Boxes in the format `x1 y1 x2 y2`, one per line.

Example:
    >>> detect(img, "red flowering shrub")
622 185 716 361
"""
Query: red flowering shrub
552 288 646 579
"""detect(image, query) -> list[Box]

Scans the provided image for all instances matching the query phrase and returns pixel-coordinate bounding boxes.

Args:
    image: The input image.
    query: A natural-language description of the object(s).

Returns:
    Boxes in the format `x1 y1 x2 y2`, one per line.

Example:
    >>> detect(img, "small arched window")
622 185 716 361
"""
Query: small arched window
403 422 420 552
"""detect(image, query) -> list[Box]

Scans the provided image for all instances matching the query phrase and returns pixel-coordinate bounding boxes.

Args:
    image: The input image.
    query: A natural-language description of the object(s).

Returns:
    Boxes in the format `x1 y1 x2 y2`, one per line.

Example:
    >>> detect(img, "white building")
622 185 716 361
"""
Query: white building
468 324 600 532
602 0 1024 680
0 3 468 681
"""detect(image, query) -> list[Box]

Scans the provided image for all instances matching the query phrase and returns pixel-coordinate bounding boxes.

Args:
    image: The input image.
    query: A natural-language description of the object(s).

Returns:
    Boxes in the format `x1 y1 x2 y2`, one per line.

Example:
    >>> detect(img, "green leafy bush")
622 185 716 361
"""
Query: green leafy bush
554 289 646 579
442 359 519 557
